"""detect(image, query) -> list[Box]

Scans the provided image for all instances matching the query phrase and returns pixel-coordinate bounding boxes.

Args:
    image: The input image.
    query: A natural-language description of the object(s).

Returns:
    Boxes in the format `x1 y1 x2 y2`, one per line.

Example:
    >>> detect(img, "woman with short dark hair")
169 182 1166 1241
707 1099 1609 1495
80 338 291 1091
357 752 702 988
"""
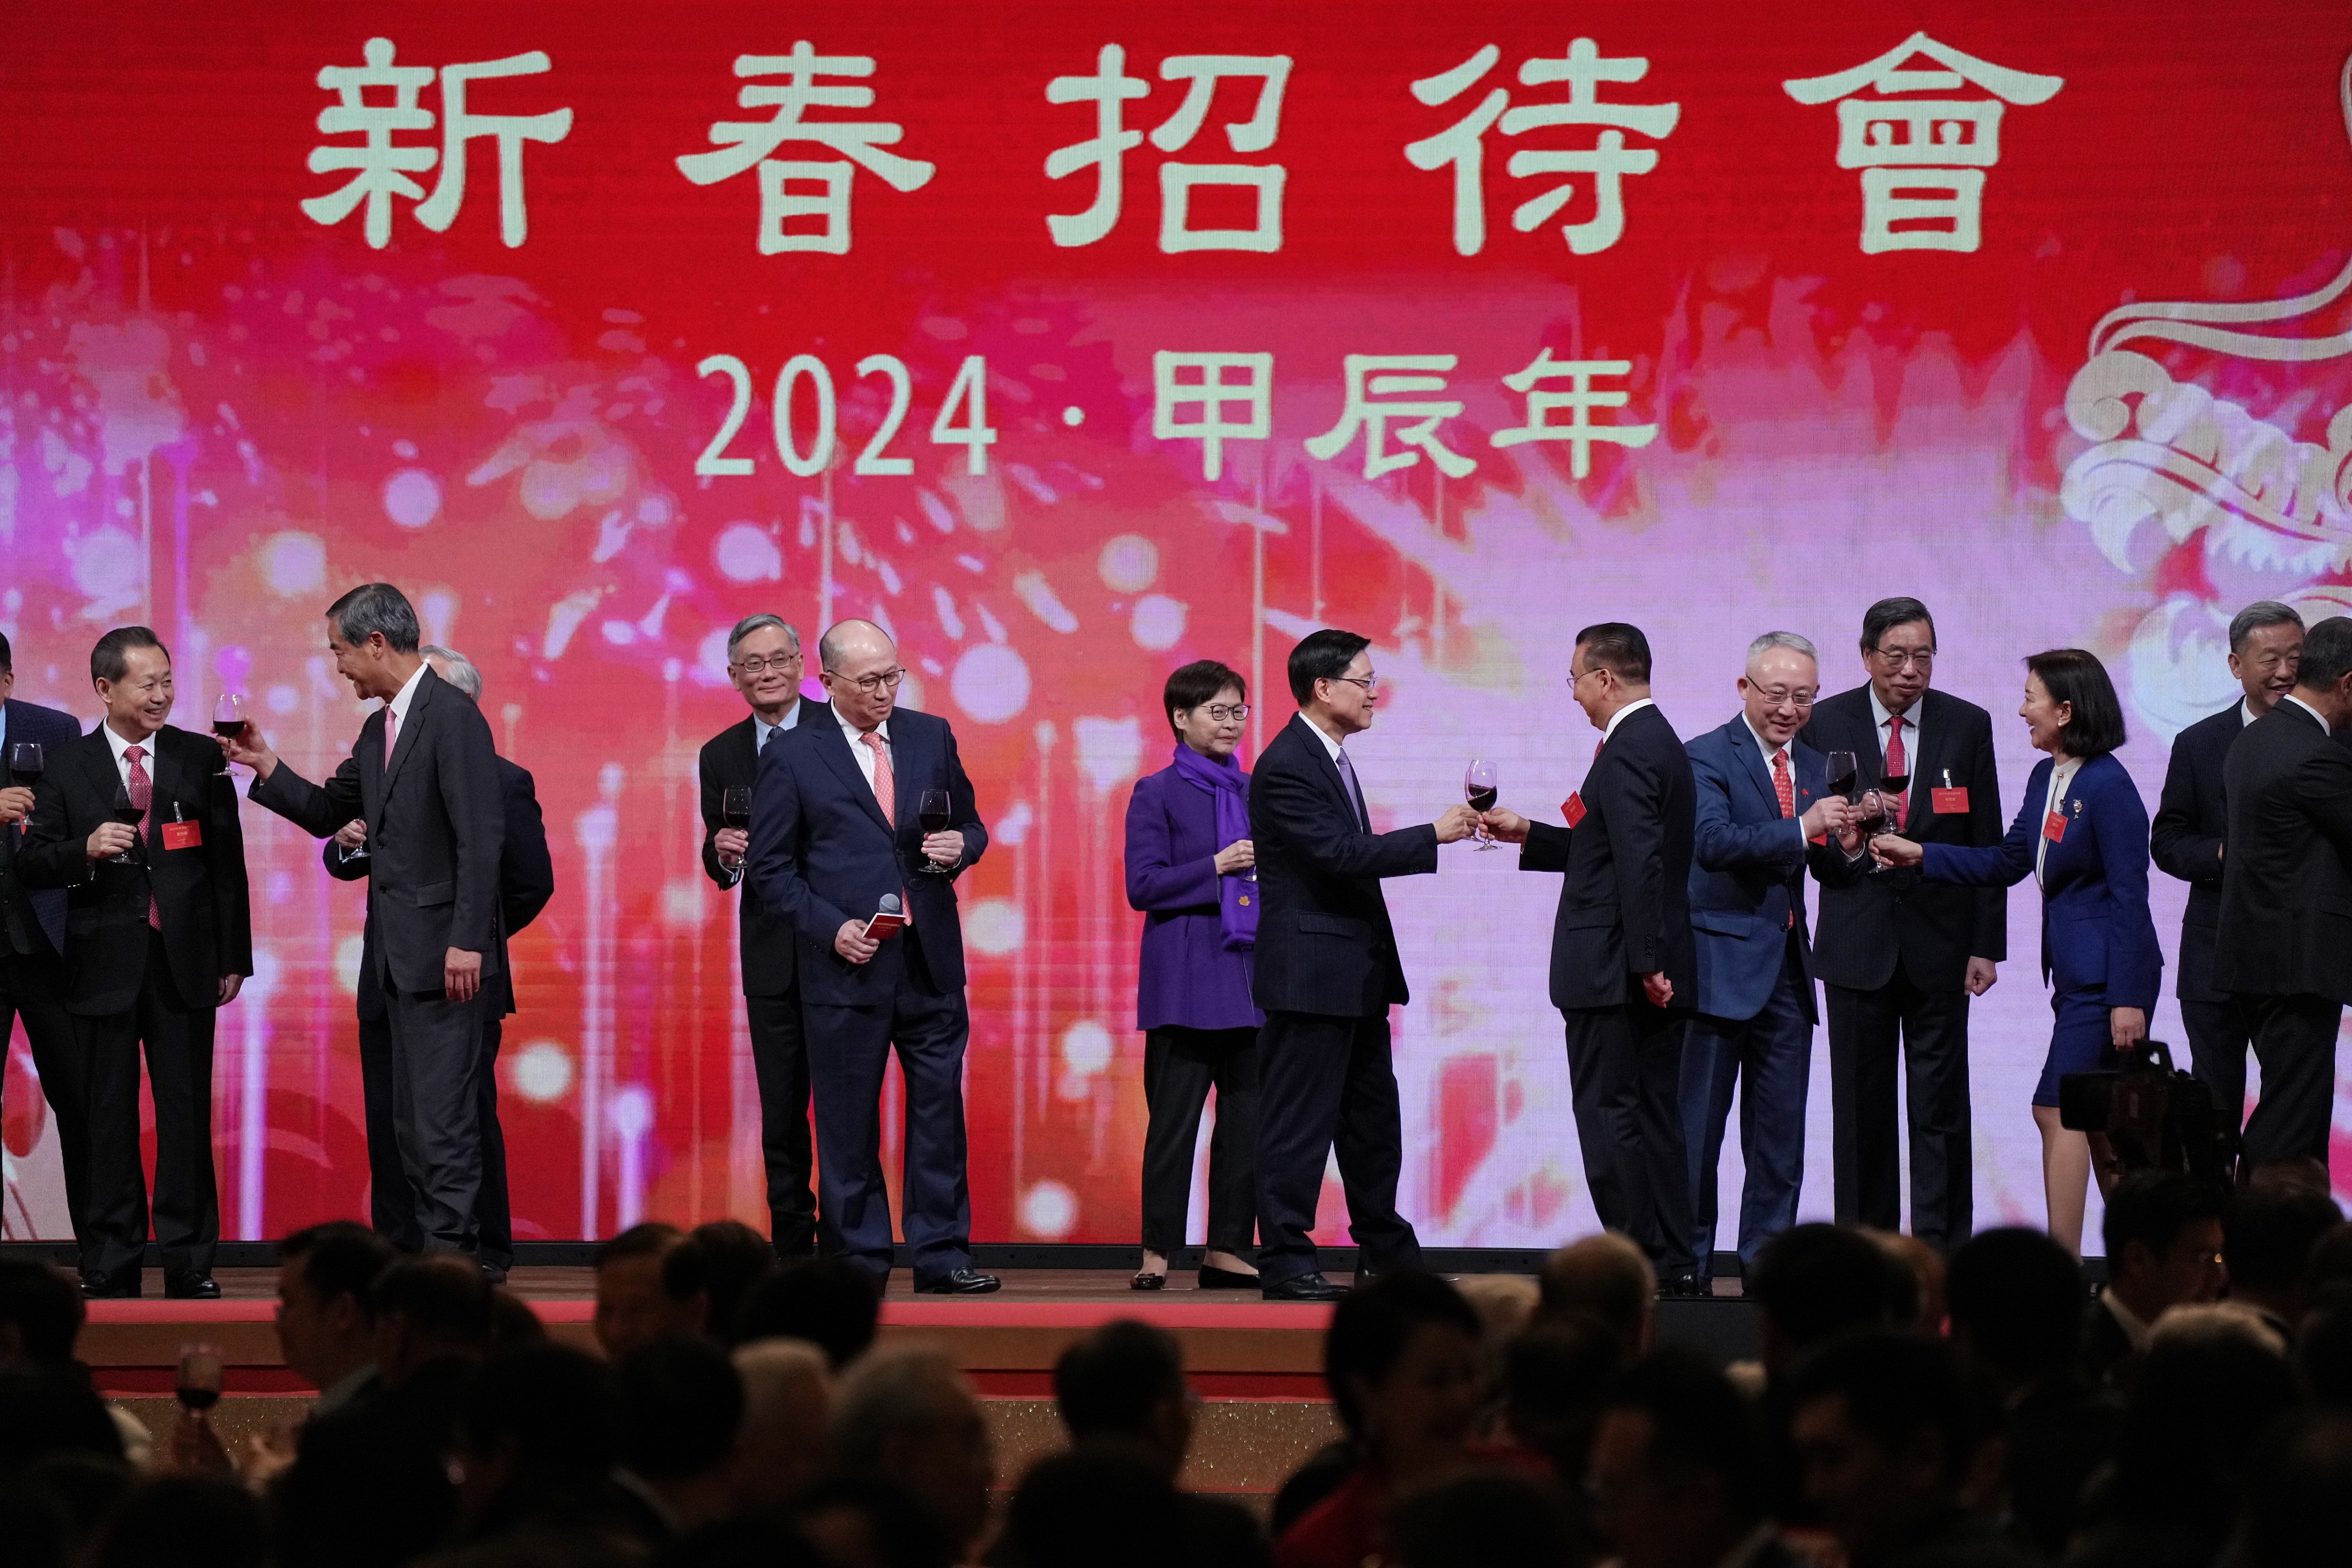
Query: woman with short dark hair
1122 660 1262 1290
1872 648 2161 1254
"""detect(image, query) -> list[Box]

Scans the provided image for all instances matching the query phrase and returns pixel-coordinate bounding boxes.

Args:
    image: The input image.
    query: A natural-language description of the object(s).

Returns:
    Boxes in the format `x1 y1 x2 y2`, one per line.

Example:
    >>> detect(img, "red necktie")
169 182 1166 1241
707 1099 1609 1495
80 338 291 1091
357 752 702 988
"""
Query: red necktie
1773 750 1797 928
125 744 161 931
1886 714 1909 825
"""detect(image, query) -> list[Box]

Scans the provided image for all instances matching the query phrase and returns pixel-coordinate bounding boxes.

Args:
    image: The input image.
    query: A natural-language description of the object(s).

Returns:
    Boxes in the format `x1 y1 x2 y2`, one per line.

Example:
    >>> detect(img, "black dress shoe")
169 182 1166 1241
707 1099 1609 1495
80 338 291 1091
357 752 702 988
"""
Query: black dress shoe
1656 1275 1709 1299
165 1273 221 1300
80 1275 141 1300
1197 1264 1260 1289
916 1268 1002 1295
480 1263 511 1286
1130 1270 1168 1291
1262 1271 1347 1302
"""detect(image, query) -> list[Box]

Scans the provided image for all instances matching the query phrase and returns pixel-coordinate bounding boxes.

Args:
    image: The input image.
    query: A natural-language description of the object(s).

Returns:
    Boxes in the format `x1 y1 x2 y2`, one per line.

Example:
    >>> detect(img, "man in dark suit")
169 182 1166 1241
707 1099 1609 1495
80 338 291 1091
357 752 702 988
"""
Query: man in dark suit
1680 634 1865 1283
698 613 815 1260
1247 629 1477 1301
0 635 95 1277
1485 623 1701 1288
323 647 552 1277
18 627 252 1299
227 584 505 1264
2151 601 2304 1137
2212 613 2352 1167
1796 597 2004 1253
744 619 996 1294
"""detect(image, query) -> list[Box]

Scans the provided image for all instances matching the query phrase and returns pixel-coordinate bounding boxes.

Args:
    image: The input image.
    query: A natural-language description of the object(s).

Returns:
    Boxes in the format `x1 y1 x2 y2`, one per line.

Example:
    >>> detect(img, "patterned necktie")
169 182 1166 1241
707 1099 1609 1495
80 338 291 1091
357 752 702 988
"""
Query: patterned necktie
1334 746 1368 829
124 744 161 930
1773 750 1797 929
862 731 895 824
1885 713 1909 825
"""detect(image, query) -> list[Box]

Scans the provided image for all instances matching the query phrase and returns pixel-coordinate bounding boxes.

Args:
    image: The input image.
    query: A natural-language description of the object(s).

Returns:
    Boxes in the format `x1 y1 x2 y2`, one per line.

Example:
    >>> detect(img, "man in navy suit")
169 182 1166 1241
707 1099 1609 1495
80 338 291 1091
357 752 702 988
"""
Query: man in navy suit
1484 624 1701 1288
0 633 96 1276
1246 629 1477 1300
745 619 998 1295
1680 633 1866 1283
2152 601 2303 1138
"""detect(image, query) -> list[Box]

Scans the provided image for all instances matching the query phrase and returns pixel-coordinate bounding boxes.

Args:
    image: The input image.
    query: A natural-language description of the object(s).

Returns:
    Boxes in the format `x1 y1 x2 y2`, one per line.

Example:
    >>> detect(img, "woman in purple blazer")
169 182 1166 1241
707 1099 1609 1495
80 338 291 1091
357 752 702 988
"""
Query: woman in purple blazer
1125 659 1264 1290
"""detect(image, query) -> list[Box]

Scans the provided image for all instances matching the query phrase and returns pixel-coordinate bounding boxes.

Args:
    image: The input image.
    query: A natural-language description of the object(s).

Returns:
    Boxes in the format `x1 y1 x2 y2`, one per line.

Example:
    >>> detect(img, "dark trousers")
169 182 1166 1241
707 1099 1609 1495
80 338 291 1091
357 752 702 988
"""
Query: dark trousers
1681 947 1813 1276
1824 971 1973 1250
360 1004 511 1266
79 930 219 1284
1140 1025 1260 1257
384 982 489 1258
1 953 95 1274
803 940 972 1283
746 987 817 1258
1565 998 1695 1279
2237 992 2342 1167
2179 994 2251 1140
1254 1010 1420 1284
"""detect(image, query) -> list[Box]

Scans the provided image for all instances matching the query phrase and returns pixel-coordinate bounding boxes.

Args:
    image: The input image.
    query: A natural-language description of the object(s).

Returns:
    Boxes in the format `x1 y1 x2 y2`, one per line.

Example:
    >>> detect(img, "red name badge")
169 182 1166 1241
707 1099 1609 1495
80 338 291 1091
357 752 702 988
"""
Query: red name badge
1563 793 1586 828
161 820 202 851
2042 810 2067 844
1932 786 1969 814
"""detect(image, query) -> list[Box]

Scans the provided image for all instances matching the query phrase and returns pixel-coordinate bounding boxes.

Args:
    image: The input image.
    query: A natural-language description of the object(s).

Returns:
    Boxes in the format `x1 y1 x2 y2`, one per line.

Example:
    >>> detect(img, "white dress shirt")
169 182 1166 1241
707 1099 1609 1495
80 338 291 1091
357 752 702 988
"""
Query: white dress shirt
1867 685 1921 768
382 661 430 756
2282 692 2331 732
99 720 159 796
1602 696 1655 745
1743 717 1809 848
839 709 894 790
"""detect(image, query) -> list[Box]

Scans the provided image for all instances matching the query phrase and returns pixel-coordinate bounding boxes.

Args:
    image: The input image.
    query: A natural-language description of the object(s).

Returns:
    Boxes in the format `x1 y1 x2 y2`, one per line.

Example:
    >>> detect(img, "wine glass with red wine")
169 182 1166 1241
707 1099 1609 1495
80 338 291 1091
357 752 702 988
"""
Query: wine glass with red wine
1465 758 1501 850
721 787 751 832
109 781 144 864
8 741 43 790
918 789 953 872
212 692 249 742
1865 763 1911 873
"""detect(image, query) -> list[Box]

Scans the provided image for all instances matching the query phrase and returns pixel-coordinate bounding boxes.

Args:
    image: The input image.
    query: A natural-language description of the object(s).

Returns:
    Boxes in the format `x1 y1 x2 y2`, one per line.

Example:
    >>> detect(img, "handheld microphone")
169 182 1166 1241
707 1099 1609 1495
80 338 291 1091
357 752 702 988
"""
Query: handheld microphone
863 892 907 941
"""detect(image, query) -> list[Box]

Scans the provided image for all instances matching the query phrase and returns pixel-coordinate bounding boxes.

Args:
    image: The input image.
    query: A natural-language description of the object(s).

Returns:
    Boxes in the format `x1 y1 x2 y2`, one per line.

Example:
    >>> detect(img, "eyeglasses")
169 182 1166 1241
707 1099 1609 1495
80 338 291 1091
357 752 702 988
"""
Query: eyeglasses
1754 689 1816 712
1326 675 1379 694
732 652 802 675
826 666 906 693
1870 647 1936 670
1194 704 1250 721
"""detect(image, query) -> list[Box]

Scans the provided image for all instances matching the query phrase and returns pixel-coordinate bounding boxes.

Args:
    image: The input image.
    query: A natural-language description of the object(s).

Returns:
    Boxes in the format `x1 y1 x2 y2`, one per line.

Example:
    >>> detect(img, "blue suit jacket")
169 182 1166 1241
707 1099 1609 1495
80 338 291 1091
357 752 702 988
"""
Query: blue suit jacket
1685 717 1864 1022
1921 752 2162 1010
1 698 83 956
745 702 987 1007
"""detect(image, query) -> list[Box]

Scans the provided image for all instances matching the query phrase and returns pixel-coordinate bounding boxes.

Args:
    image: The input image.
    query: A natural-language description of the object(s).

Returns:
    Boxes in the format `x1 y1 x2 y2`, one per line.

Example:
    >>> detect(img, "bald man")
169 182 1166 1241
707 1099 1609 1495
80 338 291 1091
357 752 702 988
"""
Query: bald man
745 621 997 1294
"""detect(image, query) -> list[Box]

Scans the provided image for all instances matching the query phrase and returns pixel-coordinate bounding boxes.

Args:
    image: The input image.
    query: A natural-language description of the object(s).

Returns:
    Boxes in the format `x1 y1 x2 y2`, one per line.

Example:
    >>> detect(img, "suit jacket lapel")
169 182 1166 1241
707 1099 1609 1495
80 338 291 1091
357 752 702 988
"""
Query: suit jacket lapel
809 705 895 836
383 671 432 795
733 717 760 785
1295 715 1364 831
1726 720 1781 818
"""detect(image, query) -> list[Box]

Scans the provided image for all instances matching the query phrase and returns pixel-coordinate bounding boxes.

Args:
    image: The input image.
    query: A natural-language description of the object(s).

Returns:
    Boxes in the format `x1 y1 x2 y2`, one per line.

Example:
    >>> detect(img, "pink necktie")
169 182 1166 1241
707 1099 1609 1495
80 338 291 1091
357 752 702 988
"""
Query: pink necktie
862 731 895 824
383 704 399 769
125 744 161 930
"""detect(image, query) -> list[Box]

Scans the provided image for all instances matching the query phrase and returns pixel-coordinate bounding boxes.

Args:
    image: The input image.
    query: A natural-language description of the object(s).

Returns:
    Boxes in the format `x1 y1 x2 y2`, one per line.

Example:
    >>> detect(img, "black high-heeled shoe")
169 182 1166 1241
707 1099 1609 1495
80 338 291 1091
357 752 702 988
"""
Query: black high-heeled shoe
1130 1269 1168 1291
1197 1263 1260 1289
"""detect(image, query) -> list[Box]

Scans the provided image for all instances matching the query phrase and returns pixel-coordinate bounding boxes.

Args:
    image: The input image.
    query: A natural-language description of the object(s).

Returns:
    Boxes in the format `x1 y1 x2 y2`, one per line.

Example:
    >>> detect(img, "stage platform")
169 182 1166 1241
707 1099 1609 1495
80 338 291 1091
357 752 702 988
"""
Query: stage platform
81 1268 1756 1497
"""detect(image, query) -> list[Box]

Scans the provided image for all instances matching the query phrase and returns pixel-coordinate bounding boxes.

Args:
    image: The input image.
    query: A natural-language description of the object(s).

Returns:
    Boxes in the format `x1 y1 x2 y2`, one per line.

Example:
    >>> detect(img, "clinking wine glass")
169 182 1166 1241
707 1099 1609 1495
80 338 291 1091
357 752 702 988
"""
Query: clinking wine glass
1867 764 1911 874
917 789 953 873
212 692 249 743
1465 758 1501 851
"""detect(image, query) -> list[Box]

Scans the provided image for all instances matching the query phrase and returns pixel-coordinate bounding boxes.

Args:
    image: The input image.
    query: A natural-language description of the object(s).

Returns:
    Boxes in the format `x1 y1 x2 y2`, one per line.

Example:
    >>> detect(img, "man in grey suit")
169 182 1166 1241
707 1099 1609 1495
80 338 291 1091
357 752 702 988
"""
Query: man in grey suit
225 584 506 1264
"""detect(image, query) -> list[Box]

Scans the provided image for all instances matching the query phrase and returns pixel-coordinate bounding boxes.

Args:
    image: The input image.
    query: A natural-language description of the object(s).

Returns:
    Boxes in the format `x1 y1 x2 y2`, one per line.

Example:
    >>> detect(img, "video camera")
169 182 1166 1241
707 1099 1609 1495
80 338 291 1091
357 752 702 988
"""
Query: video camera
2057 1038 2238 1183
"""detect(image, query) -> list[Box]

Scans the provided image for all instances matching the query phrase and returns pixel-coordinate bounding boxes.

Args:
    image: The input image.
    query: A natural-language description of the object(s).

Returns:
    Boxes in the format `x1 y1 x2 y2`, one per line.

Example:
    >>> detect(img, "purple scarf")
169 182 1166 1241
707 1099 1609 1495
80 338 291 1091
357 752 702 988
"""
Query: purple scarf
1169 741 1257 951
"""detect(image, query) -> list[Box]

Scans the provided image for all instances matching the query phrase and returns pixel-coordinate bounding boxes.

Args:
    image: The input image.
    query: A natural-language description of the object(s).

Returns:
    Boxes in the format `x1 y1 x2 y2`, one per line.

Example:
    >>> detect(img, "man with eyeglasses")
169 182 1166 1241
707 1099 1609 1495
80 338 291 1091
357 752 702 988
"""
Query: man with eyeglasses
698 613 817 1261
1678 634 1866 1287
745 619 998 1294
1797 598 2005 1254
1247 629 1477 1300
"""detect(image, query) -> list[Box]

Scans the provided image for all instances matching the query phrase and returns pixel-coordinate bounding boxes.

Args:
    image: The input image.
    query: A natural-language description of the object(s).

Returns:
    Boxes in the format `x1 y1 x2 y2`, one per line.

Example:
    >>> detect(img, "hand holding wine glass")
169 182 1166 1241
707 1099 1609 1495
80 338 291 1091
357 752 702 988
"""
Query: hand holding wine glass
1464 759 1501 851
717 786 752 867
1 742 42 827
918 788 960 871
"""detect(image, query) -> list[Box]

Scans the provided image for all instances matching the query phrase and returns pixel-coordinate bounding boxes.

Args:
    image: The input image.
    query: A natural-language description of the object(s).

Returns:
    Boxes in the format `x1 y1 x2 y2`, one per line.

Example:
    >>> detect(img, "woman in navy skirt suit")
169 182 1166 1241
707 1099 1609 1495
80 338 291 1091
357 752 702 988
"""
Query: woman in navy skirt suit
1122 659 1264 1289
1873 648 2161 1255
